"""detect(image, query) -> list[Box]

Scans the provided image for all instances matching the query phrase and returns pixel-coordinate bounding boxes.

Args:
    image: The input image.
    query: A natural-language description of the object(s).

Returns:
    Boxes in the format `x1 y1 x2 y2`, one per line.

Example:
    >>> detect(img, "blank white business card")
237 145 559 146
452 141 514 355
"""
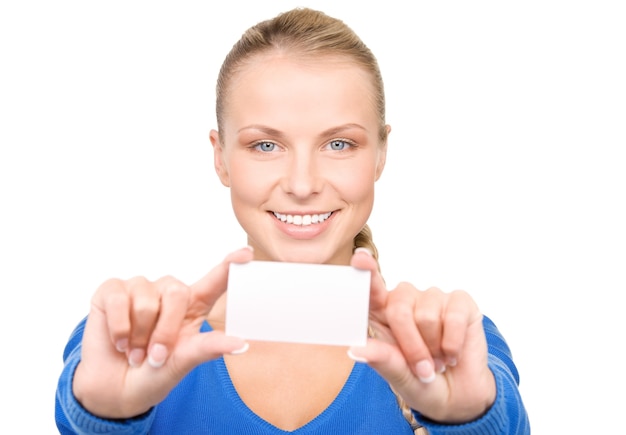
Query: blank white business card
225 261 371 346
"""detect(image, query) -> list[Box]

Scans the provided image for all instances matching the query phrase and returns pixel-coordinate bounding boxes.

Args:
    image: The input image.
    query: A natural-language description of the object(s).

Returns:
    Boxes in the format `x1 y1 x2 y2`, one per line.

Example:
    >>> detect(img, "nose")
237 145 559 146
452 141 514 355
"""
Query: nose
282 151 322 198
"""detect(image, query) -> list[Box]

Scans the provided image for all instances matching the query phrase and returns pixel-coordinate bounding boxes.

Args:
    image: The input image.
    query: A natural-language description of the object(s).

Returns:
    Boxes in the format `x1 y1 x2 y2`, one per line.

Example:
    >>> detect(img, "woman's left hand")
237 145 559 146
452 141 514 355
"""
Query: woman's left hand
348 249 496 424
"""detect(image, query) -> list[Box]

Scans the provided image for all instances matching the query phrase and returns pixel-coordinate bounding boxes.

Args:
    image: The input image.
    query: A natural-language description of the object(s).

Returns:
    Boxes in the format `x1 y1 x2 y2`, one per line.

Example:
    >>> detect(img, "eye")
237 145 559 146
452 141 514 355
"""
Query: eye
253 141 277 152
326 139 352 151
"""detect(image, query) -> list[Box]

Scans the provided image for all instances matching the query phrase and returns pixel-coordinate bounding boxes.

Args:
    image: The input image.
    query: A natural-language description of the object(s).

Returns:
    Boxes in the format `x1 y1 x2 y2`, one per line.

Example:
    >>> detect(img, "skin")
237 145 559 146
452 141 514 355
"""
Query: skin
71 52 496 426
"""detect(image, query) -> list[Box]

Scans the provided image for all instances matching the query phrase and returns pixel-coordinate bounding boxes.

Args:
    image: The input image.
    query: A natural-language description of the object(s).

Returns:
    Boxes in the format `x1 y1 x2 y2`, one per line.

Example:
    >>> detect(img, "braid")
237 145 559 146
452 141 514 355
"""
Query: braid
353 224 379 270
353 225 426 434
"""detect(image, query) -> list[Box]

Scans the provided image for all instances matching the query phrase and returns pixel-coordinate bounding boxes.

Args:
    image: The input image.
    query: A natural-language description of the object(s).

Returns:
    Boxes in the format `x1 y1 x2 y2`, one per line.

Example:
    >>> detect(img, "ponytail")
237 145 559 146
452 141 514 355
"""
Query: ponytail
353 224 426 434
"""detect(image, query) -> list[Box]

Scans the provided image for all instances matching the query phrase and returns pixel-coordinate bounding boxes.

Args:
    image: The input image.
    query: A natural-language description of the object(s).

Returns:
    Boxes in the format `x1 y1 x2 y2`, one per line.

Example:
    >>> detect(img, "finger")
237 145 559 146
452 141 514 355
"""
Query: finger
146 276 191 368
440 290 480 365
350 248 387 311
127 276 161 366
95 278 132 353
188 246 254 315
385 284 436 383
413 287 446 361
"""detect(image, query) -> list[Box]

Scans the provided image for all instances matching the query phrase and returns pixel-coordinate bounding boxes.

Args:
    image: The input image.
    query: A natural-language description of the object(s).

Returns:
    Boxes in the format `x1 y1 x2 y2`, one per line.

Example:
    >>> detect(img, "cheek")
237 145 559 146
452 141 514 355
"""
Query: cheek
330 161 377 203
349 177 376 202
227 159 277 203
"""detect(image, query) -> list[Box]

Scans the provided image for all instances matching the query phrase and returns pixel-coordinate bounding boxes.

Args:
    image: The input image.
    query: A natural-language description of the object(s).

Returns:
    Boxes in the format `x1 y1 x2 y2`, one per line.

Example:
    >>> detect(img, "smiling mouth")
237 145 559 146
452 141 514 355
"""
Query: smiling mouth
272 211 333 226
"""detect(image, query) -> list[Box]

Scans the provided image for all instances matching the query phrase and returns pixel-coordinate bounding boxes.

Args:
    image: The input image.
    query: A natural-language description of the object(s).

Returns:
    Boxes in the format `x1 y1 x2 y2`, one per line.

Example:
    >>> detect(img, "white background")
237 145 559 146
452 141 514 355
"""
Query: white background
1 1 624 433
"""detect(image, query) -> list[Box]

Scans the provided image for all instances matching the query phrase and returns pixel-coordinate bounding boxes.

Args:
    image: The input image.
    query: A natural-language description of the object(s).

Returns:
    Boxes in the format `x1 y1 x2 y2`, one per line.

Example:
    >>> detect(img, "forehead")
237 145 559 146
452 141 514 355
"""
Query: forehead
223 53 378 130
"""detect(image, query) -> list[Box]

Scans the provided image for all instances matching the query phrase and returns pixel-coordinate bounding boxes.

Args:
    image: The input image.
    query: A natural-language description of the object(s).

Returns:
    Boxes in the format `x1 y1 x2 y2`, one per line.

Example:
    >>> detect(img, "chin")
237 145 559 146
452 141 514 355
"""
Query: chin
273 245 348 265
268 250 321 264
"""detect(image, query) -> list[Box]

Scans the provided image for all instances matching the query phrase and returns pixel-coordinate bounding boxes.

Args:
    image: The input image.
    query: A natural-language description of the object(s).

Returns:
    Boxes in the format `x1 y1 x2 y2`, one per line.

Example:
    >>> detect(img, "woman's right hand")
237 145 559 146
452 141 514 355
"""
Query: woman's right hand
72 246 253 419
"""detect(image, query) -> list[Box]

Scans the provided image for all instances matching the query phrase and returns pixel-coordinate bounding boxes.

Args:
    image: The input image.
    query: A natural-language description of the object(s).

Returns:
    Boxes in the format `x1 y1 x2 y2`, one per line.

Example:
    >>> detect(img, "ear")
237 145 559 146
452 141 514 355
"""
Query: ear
374 125 391 181
210 129 231 187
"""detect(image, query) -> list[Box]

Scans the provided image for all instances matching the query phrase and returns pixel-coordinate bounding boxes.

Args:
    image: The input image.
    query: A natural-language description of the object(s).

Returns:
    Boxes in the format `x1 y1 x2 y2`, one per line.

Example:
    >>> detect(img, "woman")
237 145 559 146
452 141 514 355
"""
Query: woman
55 8 529 434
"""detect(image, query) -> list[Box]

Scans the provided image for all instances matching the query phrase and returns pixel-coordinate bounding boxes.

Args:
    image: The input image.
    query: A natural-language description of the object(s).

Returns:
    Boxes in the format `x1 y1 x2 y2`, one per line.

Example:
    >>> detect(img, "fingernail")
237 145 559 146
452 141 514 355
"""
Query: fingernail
347 348 368 363
416 360 436 383
128 348 145 367
230 342 249 355
115 338 128 353
434 358 447 374
148 343 168 368
354 247 373 257
243 245 254 252
447 357 457 367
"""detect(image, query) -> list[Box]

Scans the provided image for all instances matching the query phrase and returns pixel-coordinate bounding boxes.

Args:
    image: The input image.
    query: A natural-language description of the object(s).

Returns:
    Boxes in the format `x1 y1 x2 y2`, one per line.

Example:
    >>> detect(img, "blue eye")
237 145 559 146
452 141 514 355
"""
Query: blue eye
328 140 350 151
254 141 276 152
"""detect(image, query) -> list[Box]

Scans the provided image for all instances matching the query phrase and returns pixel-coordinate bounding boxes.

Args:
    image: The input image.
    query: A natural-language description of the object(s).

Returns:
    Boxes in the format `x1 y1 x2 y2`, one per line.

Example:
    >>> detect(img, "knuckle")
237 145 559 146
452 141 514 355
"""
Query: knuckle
157 276 190 306
425 286 443 294
132 297 160 317
107 292 130 317
414 308 439 327
451 289 476 307
127 278 160 306
386 298 413 321
161 277 189 296
387 282 414 302
157 274 179 286
127 275 151 289
394 281 417 293
440 340 458 356
93 278 124 300
99 277 123 290
445 310 467 326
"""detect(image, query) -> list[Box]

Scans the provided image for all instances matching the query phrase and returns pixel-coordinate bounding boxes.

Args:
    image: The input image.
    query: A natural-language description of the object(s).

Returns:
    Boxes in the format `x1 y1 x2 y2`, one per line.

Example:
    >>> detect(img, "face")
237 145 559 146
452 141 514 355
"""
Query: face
211 53 388 265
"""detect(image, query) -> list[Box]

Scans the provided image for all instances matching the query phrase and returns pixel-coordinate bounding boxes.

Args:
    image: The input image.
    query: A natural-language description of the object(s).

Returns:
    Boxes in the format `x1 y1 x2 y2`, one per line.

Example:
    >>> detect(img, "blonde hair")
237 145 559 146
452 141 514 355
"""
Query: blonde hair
215 7 387 144
354 225 425 434
216 7 423 434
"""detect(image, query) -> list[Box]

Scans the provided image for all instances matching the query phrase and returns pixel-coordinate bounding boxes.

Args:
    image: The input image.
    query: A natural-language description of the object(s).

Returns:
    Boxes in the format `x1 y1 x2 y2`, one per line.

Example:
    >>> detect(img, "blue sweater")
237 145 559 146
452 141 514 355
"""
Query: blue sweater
55 316 530 434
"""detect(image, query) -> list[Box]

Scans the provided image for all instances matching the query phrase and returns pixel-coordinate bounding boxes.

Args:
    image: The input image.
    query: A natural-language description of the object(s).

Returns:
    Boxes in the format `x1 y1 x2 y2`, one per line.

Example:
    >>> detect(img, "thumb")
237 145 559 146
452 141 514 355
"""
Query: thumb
348 338 420 387
350 248 388 311
172 330 248 372
188 246 254 312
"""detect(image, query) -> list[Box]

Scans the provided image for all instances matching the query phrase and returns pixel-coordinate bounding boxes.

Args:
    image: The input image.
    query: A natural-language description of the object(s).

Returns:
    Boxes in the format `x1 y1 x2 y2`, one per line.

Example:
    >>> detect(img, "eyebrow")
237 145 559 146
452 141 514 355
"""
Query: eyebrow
237 123 368 139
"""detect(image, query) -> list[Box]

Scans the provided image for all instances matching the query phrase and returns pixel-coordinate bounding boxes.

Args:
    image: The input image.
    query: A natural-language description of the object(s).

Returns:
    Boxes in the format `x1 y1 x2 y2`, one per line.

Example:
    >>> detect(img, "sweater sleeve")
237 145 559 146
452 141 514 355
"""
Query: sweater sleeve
413 315 531 435
54 317 156 435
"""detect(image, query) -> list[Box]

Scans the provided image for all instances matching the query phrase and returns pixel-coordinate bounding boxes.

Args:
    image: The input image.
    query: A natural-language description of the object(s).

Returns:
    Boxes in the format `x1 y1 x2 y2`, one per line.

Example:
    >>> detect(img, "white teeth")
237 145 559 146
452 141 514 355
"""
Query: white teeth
273 212 332 226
